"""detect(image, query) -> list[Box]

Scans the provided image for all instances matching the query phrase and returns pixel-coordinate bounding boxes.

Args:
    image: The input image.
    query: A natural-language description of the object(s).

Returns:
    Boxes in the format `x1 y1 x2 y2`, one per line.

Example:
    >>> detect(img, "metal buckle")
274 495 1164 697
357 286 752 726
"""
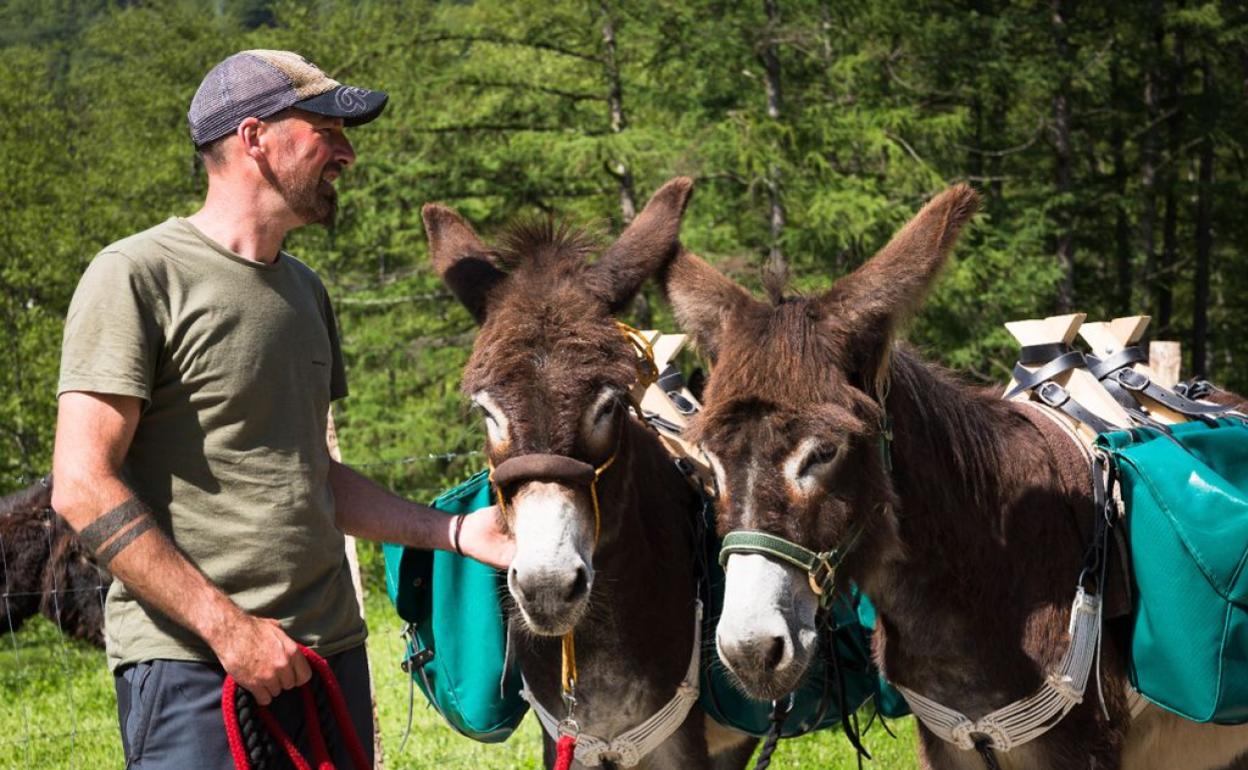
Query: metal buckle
1037 381 1070 408
807 556 836 602
1115 368 1149 391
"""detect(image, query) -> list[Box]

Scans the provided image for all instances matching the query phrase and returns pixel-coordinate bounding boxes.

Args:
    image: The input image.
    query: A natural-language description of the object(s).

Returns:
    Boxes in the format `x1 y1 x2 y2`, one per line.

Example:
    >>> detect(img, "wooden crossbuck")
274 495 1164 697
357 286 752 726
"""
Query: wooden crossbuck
1004 313 1203 440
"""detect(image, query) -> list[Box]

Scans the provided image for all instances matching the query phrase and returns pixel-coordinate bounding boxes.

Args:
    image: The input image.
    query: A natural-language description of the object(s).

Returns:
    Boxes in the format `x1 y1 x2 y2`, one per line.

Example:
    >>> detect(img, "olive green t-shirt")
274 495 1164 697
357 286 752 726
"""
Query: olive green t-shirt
58 217 366 670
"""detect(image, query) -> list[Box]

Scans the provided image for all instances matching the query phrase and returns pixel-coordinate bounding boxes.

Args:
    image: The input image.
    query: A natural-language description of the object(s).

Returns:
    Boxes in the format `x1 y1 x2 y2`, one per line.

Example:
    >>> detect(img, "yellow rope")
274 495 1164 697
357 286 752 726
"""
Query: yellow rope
561 633 578 697
614 321 660 389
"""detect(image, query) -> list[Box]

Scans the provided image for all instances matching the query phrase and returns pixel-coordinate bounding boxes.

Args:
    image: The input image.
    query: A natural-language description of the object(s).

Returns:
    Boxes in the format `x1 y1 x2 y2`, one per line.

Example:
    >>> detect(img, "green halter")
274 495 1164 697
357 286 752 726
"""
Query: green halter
718 525 865 608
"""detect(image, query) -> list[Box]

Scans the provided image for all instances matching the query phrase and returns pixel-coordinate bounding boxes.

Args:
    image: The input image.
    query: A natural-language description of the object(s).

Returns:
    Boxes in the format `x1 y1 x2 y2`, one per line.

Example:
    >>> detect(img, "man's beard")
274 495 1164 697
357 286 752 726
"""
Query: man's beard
280 162 340 228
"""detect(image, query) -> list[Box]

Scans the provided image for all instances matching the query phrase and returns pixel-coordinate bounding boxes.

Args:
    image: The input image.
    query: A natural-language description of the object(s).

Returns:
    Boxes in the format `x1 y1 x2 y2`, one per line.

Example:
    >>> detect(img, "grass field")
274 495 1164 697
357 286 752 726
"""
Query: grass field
0 586 918 769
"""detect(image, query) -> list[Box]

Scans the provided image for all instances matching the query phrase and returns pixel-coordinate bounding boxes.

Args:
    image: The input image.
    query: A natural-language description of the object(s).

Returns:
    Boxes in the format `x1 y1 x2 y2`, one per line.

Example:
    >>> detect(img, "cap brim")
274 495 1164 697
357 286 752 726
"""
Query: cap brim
294 85 388 127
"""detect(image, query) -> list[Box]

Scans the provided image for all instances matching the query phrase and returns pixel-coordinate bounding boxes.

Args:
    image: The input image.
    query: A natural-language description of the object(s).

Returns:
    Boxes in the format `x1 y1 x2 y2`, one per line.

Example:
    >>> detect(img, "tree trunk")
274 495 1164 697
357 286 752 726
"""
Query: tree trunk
1141 0 1162 326
1111 52 1132 315
1050 0 1075 312
600 1 636 225
1192 58 1214 377
762 0 786 284
1158 17 1186 337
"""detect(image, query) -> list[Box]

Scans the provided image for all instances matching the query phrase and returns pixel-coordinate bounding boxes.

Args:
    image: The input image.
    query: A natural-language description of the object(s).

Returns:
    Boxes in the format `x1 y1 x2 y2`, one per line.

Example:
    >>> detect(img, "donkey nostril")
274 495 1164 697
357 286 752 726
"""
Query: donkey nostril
764 636 786 671
565 566 589 603
509 567 526 602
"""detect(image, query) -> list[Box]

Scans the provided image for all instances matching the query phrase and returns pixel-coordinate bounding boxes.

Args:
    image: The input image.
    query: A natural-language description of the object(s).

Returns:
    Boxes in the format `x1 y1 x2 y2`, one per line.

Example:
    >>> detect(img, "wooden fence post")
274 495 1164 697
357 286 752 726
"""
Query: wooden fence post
326 409 385 769
1149 341 1182 389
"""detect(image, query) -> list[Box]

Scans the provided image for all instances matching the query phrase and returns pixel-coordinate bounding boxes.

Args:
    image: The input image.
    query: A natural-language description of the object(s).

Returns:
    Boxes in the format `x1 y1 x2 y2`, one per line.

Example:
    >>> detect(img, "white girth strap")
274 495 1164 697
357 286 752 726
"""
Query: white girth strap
521 600 703 768
897 587 1102 753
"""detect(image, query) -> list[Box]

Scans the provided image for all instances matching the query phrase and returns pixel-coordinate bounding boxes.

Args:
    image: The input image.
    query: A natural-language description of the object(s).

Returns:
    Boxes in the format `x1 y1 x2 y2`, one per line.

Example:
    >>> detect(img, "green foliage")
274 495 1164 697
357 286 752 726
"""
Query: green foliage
0 586 920 768
3 1 1247 759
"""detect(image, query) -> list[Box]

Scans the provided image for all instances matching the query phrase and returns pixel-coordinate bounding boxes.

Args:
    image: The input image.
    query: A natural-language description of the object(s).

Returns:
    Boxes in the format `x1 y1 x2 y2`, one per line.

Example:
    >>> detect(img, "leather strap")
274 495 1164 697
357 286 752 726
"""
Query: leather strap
1033 381 1115 435
490 454 597 487
1005 350 1088 399
1085 346 1229 421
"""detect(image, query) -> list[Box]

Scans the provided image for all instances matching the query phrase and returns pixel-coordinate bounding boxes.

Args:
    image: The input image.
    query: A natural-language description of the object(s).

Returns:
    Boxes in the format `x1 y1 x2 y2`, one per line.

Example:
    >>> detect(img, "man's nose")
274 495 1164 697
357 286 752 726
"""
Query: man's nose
334 133 356 167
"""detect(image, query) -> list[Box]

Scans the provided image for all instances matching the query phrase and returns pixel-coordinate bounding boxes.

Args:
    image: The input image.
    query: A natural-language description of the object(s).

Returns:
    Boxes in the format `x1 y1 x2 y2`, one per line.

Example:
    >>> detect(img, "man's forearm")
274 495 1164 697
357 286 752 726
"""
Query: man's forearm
54 476 245 649
329 460 454 550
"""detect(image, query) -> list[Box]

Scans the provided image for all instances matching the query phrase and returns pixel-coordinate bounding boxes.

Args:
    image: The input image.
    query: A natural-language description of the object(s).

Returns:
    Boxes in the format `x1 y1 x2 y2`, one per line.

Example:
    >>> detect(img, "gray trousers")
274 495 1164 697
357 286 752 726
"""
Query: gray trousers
114 645 374 769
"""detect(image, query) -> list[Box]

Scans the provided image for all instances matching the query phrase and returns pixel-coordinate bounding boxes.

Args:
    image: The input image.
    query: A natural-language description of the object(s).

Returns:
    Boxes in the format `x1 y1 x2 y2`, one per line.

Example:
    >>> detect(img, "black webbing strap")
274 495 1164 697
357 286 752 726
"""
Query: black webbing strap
1086 346 1229 423
1006 345 1115 434
1033 381 1115 435
1004 350 1087 399
1017 342 1074 366
975 739 1003 770
656 364 698 415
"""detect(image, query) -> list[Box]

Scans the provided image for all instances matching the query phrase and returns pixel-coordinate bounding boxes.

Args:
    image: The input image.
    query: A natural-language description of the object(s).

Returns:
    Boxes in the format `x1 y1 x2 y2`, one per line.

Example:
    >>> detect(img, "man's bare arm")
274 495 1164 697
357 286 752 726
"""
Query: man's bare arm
329 460 513 569
51 391 309 704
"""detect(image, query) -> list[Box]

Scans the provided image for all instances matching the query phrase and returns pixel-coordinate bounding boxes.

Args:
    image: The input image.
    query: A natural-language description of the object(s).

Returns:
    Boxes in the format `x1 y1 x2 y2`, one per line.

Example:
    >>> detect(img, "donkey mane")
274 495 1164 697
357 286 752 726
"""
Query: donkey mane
887 346 1012 514
494 218 603 275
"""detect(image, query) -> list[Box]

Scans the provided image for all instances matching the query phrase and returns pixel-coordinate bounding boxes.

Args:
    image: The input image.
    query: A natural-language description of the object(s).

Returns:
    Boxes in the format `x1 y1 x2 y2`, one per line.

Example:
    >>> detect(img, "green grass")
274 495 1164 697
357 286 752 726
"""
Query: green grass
0 588 918 769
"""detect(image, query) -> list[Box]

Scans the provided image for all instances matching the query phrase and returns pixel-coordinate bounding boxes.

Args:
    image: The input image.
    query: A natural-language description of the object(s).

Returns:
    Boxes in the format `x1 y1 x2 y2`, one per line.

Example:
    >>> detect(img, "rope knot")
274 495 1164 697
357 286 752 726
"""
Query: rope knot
950 720 1010 753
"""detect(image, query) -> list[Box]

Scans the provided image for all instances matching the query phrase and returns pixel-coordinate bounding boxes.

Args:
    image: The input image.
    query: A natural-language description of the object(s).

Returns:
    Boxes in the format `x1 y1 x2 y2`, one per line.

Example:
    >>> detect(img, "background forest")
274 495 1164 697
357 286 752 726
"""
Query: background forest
1 0 1246 766
3 0 1247 506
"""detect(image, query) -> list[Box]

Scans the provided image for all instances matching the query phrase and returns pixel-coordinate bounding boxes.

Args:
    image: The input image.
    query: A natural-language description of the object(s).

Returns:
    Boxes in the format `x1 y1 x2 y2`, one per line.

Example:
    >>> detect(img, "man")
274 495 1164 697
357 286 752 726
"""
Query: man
51 49 512 768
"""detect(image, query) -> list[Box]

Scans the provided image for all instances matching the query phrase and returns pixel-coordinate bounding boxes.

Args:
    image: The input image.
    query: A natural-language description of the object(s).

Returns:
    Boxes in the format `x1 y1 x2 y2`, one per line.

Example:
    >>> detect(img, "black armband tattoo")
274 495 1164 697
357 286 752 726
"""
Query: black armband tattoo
80 497 157 567
95 515 157 567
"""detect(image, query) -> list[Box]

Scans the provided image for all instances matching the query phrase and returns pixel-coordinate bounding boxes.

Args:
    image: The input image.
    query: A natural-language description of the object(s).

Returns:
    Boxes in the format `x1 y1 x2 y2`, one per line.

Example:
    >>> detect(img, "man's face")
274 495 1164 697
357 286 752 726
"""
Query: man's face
266 110 356 227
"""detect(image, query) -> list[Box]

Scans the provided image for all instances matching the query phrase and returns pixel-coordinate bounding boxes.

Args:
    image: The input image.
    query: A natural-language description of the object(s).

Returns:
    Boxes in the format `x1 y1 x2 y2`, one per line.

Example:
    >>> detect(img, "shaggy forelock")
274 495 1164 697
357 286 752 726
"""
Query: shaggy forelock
494 218 602 276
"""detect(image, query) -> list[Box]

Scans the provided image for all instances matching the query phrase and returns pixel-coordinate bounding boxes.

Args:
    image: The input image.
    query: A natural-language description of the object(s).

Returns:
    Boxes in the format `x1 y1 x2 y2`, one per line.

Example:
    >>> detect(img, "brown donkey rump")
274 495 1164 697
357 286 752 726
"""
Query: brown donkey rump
661 185 1248 769
422 178 755 770
1 477 109 646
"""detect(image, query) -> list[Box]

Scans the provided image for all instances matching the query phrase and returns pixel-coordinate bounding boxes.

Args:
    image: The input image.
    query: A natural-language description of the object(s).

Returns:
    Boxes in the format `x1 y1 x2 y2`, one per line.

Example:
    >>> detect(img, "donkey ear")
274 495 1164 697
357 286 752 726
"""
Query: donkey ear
422 203 506 324
659 247 757 362
821 184 978 337
587 176 694 313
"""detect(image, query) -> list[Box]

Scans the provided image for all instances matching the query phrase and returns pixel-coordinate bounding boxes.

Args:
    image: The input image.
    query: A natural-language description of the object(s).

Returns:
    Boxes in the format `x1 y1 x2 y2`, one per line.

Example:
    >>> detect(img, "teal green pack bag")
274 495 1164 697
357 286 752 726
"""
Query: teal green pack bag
383 472 908 743
1096 417 1248 724
382 471 527 742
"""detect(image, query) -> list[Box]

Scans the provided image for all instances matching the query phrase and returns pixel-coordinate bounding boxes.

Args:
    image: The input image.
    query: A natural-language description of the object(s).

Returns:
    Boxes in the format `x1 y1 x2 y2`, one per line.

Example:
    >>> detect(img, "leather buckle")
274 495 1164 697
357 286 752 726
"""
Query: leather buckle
1115 368 1149 391
1037 381 1070 408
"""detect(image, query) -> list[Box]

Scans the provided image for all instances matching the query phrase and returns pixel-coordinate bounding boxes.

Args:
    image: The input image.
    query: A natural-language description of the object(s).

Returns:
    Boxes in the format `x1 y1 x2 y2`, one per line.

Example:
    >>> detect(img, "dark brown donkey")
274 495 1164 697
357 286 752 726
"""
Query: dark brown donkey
661 185 1248 769
422 179 754 769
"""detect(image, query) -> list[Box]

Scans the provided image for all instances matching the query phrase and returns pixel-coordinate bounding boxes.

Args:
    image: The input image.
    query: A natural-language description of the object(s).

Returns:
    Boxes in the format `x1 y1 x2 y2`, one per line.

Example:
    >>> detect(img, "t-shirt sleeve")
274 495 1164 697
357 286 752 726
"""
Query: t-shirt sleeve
323 290 348 401
58 250 162 401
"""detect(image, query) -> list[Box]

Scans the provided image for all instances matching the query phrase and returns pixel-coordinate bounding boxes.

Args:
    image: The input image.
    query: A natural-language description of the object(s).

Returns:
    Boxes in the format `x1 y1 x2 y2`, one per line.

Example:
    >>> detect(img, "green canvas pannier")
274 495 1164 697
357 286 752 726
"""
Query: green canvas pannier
383 471 908 744
1096 417 1248 724
382 471 528 742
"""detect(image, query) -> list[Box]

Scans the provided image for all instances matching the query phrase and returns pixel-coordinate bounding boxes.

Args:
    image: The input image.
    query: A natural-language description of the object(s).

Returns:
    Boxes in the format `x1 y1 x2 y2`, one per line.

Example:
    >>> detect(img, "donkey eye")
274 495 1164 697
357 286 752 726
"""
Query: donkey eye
799 445 838 477
595 399 618 422
471 402 495 423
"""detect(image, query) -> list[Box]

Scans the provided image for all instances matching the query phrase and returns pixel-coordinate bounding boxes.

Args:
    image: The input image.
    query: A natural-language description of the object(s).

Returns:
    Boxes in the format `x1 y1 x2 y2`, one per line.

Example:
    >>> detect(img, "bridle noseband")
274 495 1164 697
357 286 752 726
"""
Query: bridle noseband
718 525 865 608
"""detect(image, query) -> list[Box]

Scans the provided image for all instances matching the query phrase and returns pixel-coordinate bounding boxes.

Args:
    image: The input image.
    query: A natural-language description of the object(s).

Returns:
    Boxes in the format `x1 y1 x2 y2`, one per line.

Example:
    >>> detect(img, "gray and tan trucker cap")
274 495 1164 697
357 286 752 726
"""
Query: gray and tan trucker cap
188 49 388 147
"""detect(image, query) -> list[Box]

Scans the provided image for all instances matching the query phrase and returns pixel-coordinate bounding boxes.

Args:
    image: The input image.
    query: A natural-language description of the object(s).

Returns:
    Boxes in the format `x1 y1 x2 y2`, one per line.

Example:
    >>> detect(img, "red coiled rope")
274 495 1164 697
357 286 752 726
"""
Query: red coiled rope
222 645 370 770
553 734 577 770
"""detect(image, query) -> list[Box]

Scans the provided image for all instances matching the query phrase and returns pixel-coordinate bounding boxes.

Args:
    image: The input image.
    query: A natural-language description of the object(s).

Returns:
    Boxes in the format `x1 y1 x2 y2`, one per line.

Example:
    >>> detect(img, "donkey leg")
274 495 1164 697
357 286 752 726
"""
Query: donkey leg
1122 706 1248 770
703 715 756 770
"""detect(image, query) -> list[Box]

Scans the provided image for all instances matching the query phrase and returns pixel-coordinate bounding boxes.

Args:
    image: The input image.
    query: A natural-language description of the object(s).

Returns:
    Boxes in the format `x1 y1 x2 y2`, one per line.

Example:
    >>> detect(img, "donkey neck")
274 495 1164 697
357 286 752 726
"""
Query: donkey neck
857 348 1088 711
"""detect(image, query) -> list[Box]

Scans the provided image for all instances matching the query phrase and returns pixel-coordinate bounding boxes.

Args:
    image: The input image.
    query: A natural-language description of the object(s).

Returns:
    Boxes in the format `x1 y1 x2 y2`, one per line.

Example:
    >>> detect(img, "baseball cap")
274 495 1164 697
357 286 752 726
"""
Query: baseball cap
188 49 388 147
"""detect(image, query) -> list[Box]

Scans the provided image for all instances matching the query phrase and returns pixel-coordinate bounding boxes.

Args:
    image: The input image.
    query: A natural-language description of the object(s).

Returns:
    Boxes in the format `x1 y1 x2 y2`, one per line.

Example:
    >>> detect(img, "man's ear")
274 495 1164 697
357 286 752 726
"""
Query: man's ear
659 247 757 362
237 117 264 161
422 204 506 324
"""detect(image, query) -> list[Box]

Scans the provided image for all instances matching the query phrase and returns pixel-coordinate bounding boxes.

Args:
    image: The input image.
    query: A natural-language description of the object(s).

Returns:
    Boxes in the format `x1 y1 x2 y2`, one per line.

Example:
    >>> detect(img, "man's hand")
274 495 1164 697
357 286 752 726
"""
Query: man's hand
453 504 514 570
209 613 311 705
